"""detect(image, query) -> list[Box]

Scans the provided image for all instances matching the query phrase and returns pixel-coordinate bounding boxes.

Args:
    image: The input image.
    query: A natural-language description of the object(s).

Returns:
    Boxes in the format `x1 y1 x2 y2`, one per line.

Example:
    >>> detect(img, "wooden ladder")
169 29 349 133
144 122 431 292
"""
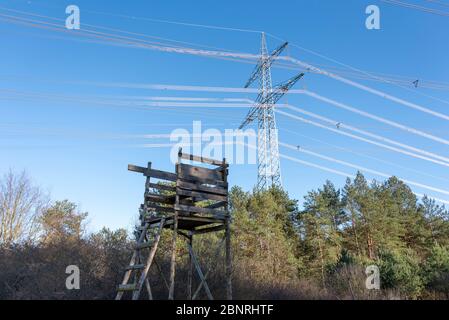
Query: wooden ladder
115 218 166 300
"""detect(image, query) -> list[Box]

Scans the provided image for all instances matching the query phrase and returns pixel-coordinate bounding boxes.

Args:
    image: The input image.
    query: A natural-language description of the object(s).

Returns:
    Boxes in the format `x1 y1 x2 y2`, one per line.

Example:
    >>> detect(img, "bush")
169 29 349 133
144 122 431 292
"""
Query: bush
377 249 424 299
423 245 449 297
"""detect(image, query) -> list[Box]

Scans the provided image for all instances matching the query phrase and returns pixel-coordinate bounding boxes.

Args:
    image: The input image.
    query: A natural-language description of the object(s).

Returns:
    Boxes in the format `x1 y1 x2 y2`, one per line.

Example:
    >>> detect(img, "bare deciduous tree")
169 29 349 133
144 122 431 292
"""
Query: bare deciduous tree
0 170 48 246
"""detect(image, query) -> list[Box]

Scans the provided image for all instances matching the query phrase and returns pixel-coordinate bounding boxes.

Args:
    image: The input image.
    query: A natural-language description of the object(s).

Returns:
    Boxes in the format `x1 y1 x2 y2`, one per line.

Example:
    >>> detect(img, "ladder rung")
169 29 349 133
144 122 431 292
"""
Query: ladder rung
135 242 153 250
117 284 137 291
125 264 145 270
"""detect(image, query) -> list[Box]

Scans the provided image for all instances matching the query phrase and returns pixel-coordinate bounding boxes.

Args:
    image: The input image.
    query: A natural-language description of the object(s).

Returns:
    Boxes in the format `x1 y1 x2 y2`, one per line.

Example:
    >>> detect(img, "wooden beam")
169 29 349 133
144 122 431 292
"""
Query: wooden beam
205 201 227 210
145 278 153 300
128 164 177 181
147 182 176 193
187 235 193 300
178 174 228 188
193 225 225 235
175 204 227 218
180 152 227 167
145 193 175 204
179 163 223 181
225 216 232 300
177 180 227 196
168 161 181 300
145 203 174 213
192 237 225 300
177 188 227 202
188 243 213 300
128 164 146 174
178 216 225 224
146 168 177 182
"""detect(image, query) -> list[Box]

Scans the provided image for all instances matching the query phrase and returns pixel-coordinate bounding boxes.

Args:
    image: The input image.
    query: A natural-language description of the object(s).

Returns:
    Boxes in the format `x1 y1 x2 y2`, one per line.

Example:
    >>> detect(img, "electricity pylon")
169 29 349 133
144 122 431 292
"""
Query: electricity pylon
240 33 304 190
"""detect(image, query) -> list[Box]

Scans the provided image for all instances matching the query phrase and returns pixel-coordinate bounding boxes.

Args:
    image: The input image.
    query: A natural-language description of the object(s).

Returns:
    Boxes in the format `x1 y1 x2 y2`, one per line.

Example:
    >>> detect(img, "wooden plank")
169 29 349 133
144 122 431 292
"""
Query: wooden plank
175 204 226 217
179 163 223 181
145 216 174 226
179 216 225 224
179 198 195 206
146 203 174 213
128 164 146 174
180 152 227 167
193 225 225 235
145 193 175 204
128 165 177 181
145 278 153 300
225 216 232 300
177 180 227 196
148 182 176 193
205 201 227 210
146 168 177 182
187 236 193 300
177 188 227 202
178 172 227 187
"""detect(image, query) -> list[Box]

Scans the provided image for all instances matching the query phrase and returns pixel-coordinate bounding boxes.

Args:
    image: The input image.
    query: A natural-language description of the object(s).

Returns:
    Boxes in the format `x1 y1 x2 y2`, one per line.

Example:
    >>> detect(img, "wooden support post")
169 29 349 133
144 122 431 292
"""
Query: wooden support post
143 162 152 219
168 207 178 300
144 162 152 193
187 234 193 300
223 156 232 300
145 278 153 300
225 216 232 300
168 151 182 300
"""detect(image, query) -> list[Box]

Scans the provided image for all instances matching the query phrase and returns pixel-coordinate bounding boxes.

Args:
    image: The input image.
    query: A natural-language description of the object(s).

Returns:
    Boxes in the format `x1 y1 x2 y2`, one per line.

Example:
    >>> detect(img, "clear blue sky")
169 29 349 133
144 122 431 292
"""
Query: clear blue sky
1 0 449 232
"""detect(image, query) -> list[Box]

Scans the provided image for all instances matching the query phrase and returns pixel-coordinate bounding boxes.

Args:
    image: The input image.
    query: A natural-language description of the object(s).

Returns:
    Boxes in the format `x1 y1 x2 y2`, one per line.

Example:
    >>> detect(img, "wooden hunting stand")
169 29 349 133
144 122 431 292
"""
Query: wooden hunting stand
116 148 232 300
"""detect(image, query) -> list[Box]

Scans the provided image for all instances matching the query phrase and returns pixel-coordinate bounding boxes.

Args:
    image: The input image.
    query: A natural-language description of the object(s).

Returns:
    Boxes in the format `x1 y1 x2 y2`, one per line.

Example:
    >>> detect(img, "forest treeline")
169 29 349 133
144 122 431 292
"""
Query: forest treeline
1 170 449 299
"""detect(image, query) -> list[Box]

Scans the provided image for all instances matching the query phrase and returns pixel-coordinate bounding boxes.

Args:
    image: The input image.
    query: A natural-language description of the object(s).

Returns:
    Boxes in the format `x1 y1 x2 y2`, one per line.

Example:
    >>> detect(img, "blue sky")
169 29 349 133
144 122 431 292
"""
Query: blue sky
1 0 449 232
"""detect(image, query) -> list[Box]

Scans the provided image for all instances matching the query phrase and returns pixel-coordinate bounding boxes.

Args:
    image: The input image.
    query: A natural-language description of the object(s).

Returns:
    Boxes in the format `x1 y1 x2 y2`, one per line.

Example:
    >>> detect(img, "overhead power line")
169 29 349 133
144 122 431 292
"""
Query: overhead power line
280 127 449 184
280 56 449 122
299 90 449 147
280 142 449 197
3 6 449 118
381 0 449 17
284 104 449 165
5 3 449 97
276 109 449 168
80 81 449 150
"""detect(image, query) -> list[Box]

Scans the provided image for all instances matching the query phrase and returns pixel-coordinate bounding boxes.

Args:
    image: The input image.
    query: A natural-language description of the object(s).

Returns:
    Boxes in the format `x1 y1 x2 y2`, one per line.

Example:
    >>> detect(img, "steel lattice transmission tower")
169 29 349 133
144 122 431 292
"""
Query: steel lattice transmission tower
239 33 304 190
